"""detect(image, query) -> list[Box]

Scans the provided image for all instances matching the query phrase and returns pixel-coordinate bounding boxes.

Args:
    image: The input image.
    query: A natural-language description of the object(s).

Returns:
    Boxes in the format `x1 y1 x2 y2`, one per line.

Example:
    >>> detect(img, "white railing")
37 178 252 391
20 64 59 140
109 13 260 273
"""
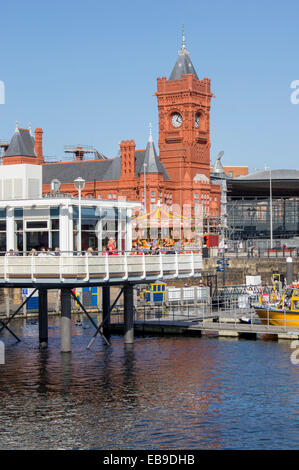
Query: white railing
0 252 202 284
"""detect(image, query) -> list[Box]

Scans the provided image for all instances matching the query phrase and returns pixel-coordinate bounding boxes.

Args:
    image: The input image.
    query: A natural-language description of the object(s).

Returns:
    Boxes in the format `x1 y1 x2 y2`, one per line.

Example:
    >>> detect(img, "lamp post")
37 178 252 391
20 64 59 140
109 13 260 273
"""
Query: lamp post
143 163 147 213
74 177 86 253
264 165 273 249
254 166 273 249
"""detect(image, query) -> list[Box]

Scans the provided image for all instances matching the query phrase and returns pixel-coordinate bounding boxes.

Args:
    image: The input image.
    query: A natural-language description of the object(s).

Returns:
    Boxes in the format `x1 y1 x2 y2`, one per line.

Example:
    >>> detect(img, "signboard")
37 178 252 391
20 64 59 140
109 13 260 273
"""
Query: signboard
22 288 38 298
246 275 261 286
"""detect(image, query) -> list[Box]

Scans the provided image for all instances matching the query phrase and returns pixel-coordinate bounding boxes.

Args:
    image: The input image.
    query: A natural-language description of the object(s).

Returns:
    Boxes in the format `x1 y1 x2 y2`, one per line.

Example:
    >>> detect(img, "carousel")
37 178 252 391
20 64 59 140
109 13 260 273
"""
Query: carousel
132 205 204 251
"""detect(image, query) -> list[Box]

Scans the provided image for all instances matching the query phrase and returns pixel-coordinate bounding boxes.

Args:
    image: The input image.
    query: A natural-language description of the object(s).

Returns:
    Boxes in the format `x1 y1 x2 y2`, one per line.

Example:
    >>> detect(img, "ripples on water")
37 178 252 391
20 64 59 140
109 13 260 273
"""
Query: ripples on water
0 316 298 449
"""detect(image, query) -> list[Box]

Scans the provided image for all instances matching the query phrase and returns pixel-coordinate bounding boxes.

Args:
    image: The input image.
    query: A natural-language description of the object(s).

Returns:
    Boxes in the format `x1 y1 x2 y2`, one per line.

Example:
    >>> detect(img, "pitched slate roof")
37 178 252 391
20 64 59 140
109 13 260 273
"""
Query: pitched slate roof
135 145 169 179
43 150 169 185
169 31 198 81
236 169 299 180
43 158 121 184
141 125 169 176
5 128 36 157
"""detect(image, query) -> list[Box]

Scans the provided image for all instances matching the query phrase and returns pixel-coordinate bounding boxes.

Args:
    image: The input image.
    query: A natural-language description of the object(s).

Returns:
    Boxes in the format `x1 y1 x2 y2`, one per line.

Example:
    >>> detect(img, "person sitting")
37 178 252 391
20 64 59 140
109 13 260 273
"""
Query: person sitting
108 238 116 254
38 247 47 256
86 247 94 256
54 247 61 256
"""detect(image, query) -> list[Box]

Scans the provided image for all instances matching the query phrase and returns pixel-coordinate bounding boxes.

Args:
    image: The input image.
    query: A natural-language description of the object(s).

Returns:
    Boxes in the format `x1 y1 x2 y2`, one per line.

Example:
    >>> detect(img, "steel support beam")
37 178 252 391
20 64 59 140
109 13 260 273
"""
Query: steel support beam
70 290 110 347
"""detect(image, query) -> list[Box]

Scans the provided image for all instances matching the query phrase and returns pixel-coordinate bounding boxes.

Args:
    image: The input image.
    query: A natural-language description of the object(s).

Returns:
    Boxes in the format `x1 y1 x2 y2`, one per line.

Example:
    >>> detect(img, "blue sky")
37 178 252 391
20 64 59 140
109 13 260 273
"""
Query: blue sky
0 0 299 171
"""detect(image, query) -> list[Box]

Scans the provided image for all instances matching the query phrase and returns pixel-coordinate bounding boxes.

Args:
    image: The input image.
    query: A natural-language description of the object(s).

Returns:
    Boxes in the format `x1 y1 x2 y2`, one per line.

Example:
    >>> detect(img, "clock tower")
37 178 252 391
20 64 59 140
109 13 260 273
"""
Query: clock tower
155 30 213 183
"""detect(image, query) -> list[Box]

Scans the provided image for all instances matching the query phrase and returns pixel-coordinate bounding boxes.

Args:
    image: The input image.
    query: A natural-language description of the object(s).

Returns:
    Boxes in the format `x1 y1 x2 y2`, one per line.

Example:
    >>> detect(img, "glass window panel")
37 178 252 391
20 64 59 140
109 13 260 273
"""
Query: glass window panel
73 206 99 219
51 231 60 250
26 221 48 229
14 208 23 218
51 219 59 230
14 220 23 231
50 207 59 217
101 208 118 220
0 232 6 253
15 232 23 252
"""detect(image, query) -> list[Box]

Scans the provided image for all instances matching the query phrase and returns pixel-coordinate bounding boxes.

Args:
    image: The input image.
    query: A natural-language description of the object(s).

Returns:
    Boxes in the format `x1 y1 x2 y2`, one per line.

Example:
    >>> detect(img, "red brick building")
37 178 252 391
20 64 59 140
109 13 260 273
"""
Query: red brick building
2 33 221 232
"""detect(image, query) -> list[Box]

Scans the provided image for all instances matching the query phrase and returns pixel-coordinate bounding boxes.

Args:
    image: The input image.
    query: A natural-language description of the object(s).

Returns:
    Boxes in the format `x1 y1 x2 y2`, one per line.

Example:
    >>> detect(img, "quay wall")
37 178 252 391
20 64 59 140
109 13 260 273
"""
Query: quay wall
202 257 299 285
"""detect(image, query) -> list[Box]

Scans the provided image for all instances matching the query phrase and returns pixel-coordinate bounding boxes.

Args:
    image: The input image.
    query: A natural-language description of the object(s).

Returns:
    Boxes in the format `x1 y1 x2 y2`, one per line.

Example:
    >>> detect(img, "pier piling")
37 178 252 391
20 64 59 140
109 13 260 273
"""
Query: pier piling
102 285 110 336
124 285 134 344
38 288 48 347
61 288 72 353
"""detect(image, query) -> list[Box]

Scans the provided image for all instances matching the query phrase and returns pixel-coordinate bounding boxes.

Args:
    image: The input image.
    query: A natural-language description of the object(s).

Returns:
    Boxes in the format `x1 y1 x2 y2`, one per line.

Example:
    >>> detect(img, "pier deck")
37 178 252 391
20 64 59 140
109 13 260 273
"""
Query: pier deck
108 317 299 339
0 252 201 288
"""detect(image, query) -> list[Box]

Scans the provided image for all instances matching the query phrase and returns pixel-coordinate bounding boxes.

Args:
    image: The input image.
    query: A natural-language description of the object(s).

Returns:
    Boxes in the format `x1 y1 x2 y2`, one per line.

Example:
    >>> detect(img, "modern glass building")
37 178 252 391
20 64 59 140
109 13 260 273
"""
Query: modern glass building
226 169 299 240
0 198 138 254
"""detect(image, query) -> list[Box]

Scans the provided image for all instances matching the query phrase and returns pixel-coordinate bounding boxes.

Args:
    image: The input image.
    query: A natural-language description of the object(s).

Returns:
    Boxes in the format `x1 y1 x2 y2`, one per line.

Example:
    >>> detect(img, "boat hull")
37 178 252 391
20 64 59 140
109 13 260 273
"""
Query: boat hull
255 307 299 328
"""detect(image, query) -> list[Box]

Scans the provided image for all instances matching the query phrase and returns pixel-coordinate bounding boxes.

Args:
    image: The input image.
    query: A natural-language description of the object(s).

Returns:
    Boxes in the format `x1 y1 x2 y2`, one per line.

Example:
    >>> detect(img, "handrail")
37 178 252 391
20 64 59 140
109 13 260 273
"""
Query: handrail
0 248 202 256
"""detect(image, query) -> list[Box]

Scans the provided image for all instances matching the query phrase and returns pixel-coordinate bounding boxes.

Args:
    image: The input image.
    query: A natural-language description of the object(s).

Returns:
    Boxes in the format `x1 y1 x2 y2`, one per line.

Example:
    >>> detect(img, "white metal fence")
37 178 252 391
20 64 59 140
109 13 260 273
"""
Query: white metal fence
0 252 202 284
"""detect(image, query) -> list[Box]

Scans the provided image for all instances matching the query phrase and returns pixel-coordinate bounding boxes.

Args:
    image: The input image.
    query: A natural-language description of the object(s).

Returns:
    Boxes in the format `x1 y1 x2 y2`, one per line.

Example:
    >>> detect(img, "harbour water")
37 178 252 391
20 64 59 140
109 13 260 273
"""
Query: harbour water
0 316 298 450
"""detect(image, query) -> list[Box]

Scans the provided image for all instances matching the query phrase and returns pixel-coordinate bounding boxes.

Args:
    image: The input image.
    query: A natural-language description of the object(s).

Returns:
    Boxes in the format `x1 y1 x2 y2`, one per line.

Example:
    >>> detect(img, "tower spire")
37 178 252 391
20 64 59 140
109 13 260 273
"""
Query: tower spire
169 27 198 80
148 122 153 143
182 23 186 51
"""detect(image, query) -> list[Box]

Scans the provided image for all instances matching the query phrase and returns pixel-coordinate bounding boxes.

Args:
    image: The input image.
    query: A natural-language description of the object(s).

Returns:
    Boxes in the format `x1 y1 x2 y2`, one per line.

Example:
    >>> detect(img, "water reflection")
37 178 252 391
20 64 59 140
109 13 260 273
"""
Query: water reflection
0 316 298 449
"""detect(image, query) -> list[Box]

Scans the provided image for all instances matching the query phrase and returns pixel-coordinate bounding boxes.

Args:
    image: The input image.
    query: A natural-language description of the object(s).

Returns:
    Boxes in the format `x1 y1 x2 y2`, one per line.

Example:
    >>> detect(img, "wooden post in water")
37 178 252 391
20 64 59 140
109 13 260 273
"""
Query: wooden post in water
61 288 72 353
38 288 48 348
124 284 134 344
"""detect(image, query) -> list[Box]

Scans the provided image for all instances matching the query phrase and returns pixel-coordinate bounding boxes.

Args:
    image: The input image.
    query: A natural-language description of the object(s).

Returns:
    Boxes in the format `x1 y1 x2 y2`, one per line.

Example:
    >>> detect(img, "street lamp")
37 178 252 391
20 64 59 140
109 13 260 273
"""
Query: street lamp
254 166 273 249
264 165 273 249
74 177 86 253
143 163 147 213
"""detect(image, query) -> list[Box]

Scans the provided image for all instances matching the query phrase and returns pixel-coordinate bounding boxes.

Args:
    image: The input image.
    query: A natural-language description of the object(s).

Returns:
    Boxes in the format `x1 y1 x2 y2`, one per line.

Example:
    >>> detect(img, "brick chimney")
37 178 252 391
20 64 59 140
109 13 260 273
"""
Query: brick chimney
35 127 43 164
120 140 135 178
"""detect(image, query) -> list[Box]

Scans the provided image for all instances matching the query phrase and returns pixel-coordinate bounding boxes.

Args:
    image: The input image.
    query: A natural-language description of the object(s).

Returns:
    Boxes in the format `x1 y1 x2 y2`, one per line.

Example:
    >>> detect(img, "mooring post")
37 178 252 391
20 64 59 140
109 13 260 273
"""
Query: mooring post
38 288 48 348
61 288 72 353
124 284 134 344
286 257 293 285
102 285 110 336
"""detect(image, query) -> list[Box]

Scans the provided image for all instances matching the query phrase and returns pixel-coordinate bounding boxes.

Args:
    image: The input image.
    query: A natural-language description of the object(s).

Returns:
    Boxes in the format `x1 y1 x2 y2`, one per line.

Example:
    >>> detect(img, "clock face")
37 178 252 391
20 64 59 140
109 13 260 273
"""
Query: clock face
171 113 182 128
195 113 200 128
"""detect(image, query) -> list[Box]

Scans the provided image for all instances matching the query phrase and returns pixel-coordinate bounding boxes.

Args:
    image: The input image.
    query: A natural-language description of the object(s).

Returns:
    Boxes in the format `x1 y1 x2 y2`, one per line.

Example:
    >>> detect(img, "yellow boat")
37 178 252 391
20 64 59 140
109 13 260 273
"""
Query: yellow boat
254 284 299 328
